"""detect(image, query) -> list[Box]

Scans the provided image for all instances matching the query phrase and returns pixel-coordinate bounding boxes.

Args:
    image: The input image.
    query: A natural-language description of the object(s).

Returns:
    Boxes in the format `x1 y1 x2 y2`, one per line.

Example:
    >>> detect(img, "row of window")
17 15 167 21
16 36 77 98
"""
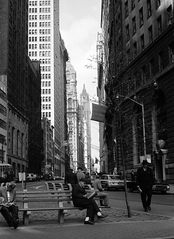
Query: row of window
41 74 51 79
29 8 51 14
41 66 51 72
41 88 51 94
0 104 7 117
41 96 51 102
125 0 161 18
42 111 51 118
40 58 51 64
126 22 174 64
0 89 7 102
28 51 51 57
10 128 25 157
29 29 51 35
29 22 51 27
0 119 6 130
42 104 51 110
125 10 171 43
121 43 174 97
41 81 51 87
29 44 51 50
29 36 51 42
28 15 51 20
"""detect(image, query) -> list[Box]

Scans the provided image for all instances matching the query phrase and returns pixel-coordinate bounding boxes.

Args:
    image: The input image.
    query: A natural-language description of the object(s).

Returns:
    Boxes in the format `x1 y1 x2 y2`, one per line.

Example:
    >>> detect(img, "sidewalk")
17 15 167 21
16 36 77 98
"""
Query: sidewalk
0 199 170 228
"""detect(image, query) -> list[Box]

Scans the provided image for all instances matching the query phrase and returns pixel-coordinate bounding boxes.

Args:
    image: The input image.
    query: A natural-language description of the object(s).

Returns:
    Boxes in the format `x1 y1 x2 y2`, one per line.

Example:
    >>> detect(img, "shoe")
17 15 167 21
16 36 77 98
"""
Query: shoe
84 220 94 225
13 219 19 229
148 206 151 211
97 214 108 219
144 208 148 212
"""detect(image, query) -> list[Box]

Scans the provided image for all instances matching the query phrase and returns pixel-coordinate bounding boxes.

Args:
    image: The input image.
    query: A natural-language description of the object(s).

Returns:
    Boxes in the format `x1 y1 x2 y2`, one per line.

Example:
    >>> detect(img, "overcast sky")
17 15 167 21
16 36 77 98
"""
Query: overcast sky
59 0 101 98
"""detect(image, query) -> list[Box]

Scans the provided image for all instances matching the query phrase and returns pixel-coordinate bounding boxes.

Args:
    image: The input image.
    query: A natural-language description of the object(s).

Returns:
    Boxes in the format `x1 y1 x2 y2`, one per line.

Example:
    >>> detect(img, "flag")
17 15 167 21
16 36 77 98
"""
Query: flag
91 103 107 122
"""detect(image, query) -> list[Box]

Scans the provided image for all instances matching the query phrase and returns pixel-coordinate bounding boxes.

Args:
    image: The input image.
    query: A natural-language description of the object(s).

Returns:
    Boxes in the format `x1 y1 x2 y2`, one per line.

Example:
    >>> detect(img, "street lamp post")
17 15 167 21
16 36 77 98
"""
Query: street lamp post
116 94 146 159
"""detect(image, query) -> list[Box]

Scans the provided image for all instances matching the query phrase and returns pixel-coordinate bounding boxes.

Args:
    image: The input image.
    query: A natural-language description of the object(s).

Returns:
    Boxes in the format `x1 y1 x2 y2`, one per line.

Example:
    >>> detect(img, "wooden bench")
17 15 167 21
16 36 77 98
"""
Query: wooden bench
16 184 109 225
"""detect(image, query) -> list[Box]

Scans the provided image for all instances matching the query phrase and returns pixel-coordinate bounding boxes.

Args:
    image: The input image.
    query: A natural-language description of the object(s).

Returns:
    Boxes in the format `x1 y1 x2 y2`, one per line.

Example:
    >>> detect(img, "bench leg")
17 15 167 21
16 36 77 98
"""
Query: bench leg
23 211 30 225
58 209 64 224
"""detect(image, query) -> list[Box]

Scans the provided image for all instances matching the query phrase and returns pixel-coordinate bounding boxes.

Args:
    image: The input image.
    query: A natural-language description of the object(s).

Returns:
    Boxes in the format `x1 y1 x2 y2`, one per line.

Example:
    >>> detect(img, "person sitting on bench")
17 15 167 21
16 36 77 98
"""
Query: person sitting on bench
93 175 109 207
0 181 19 229
72 178 107 225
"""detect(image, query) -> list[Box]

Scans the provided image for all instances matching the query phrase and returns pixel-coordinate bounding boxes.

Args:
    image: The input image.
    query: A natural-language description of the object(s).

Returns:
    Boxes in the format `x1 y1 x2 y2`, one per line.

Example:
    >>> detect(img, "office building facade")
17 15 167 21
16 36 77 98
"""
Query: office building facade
28 0 68 176
100 0 174 183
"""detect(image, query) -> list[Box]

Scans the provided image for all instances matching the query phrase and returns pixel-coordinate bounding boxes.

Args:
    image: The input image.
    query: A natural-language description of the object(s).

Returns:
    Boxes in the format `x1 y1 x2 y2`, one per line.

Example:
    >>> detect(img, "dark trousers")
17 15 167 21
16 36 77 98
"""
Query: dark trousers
141 187 152 209
73 198 100 220
0 204 19 227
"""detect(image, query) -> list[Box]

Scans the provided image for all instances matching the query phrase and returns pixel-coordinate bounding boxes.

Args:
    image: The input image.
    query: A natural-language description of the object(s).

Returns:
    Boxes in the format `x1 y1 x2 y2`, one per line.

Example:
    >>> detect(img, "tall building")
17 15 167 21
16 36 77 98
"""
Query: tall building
100 0 174 183
80 85 91 172
28 0 68 176
66 61 78 171
0 0 42 177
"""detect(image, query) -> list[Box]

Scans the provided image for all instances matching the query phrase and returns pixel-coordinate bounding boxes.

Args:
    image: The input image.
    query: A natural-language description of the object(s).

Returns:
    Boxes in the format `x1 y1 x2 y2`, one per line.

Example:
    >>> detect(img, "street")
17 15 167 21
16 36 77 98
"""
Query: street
0 181 171 239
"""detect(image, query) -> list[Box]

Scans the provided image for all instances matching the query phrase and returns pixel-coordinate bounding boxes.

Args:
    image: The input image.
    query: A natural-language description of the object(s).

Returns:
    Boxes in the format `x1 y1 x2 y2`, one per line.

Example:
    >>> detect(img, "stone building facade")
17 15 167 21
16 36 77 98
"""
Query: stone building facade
100 0 174 183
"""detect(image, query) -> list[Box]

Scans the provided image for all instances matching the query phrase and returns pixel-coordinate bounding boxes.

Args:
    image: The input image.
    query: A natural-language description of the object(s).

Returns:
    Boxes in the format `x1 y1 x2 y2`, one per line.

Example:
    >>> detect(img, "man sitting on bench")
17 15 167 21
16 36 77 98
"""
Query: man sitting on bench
0 182 19 229
72 178 107 225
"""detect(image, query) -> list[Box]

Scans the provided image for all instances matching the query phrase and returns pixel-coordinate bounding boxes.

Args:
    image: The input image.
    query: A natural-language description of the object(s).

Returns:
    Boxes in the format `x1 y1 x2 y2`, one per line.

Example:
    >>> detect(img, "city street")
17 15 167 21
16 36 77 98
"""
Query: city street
1 181 173 239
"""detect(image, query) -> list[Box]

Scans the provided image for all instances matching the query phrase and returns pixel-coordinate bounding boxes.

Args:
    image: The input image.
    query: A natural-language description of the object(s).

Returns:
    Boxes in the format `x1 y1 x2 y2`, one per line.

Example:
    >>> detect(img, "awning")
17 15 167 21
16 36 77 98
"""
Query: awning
91 103 107 122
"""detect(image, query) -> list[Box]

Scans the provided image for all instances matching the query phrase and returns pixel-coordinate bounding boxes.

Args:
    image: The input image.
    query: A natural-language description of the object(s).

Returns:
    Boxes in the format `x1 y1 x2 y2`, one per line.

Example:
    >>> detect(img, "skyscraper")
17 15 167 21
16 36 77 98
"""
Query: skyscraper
66 61 78 171
28 0 68 176
80 85 91 172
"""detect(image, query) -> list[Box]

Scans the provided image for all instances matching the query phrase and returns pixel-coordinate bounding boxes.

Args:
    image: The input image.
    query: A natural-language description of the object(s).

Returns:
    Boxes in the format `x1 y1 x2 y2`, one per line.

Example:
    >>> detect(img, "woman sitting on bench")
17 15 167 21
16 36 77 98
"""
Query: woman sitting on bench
72 178 107 225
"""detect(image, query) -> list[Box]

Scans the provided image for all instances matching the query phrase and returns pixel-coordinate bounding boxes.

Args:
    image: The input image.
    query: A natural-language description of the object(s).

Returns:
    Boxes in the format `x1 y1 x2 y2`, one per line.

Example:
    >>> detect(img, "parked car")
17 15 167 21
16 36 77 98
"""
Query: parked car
152 182 170 194
127 180 170 194
53 176 64 182
100 174 125 191
26 173 37 182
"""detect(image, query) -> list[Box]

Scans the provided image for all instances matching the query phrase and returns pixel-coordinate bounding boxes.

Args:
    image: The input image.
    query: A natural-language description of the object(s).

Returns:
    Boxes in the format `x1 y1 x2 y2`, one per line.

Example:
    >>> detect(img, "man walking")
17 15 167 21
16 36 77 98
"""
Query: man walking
136 160 155 212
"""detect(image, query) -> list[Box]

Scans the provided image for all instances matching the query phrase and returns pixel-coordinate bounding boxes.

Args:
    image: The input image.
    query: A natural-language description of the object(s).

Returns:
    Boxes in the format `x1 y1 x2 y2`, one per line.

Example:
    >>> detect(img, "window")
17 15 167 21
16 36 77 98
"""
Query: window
157 15 162 35
158 52 164 72
131 0 135 10
140 34 145 50
167 5 172 26
147 0 152 18
155 0 161 9
141 66 147 84
139 7 144 27
132 17 136 35
126 24 130 41
133 41 137 57
168 44 174 64
125 1 128 18
148 25 153 43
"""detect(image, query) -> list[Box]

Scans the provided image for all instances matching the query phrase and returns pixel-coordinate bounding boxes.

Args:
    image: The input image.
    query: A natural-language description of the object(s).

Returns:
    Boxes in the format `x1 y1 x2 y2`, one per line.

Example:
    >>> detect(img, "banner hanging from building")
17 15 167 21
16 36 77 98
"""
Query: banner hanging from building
91 103 107 123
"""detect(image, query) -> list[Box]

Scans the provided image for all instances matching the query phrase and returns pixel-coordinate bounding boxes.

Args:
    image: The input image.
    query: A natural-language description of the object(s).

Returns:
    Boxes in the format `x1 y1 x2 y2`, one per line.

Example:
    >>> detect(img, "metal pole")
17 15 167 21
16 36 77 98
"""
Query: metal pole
141 104 146 159
117 95 146 159
119 110 131 218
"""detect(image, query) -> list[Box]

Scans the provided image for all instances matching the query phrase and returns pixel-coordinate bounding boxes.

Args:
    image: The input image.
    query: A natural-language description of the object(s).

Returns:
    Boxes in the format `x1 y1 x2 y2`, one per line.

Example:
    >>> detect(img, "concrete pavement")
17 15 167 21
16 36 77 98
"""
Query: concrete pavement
0 186 174 238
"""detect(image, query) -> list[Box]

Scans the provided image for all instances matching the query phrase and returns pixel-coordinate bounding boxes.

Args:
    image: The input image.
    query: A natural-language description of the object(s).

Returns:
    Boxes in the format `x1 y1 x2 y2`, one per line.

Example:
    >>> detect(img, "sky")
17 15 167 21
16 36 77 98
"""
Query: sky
59 0 101 98
59 0 101 164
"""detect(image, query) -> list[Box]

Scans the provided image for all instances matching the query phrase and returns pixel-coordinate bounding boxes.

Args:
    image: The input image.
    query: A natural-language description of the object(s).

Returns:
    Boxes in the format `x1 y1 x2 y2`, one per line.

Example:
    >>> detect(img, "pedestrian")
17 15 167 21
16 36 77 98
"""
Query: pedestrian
65 168 77 186
136 160 155 212
93 175 109 207
76 166 85 183
72 178 107 225
0 181 19 229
